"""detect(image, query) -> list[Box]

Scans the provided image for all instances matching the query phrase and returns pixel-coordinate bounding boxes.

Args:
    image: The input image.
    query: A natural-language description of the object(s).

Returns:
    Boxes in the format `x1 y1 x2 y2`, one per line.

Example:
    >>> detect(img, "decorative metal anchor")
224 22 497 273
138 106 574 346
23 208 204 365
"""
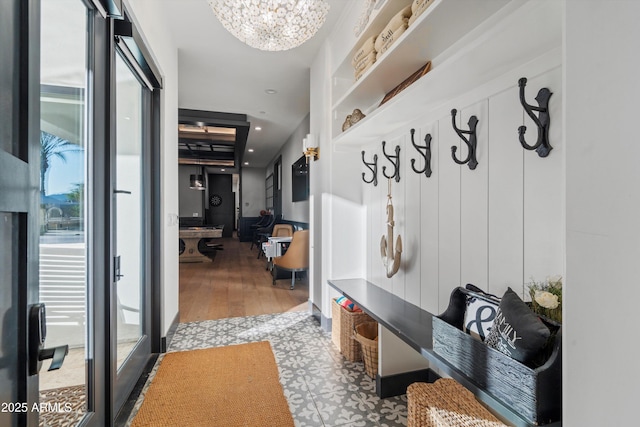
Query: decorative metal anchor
380 179 402 278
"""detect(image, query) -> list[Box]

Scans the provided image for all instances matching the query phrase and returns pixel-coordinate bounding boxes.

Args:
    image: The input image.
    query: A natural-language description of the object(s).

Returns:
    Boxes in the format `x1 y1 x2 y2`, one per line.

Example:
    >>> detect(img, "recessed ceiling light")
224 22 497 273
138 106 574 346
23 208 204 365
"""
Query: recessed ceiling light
265 89 277 94
220 169 225 172
248 149 254 152
255 126 262 131
244 162 249 165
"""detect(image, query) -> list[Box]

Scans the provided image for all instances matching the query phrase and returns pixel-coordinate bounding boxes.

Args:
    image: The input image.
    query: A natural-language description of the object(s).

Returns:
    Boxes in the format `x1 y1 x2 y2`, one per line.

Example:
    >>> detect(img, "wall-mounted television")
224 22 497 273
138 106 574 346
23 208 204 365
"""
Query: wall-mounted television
291 155 309 202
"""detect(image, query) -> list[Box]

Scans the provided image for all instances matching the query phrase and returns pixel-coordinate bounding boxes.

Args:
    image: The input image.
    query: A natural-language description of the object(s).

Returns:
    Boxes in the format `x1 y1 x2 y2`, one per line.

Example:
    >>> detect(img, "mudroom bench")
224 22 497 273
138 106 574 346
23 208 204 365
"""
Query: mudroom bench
328 278 562 427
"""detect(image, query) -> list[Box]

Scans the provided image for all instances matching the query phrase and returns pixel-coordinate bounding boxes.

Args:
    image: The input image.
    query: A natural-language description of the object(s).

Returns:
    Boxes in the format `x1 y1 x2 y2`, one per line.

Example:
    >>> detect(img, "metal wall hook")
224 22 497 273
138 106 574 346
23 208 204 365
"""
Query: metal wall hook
409 128 432 178
381 140 400 182
361 150 378 186
450 109 479 170
518 77 552 157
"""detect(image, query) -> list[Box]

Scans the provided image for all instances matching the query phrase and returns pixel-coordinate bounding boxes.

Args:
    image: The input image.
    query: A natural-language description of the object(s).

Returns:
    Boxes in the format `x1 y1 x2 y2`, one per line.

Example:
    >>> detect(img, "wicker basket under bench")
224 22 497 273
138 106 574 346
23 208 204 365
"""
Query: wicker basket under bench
331 297 374 362
408 378 508 427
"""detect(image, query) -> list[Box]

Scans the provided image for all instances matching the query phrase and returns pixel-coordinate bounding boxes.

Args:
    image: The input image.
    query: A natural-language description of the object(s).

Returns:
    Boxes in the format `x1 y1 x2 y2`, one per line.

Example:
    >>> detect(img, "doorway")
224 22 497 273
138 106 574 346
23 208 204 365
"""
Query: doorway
0 1 162 425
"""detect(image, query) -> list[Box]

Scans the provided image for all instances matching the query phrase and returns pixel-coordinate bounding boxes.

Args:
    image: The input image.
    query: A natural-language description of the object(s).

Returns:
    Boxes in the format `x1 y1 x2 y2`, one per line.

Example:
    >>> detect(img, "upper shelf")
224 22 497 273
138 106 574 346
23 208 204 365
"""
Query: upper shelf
331 0 562 147
332 0 510 113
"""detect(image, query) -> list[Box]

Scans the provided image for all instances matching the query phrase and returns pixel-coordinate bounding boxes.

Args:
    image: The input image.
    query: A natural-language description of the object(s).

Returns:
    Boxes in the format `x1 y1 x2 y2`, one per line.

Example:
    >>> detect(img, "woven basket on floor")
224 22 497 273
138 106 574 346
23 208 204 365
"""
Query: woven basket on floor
331 297 373 362
407 378 508 427
354 321 378 378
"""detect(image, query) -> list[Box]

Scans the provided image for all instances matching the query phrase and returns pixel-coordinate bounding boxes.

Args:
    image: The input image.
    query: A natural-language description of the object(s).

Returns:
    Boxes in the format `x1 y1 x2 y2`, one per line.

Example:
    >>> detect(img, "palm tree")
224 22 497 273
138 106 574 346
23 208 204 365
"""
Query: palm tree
40 131 80 196
66 182 84 218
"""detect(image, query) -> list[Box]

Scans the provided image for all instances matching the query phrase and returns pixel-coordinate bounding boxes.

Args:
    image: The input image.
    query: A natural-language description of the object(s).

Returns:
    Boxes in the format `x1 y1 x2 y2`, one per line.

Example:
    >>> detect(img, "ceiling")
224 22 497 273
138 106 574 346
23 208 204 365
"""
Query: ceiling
159 0 348 169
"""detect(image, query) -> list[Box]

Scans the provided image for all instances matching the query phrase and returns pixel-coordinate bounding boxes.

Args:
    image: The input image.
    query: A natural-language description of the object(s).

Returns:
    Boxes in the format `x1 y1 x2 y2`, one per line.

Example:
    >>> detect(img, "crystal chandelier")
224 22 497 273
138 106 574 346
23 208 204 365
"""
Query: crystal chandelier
207 0 331 52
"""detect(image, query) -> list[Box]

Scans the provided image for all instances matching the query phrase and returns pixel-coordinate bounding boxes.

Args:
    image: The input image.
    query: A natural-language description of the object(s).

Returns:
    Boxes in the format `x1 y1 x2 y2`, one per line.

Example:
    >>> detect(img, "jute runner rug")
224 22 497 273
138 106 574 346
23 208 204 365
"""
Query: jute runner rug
131 341 294 427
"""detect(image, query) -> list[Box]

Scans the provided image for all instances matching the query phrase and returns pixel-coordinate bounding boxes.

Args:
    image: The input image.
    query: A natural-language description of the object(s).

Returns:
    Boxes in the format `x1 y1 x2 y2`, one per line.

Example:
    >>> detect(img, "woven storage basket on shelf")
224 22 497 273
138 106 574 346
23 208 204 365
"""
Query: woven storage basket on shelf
407 378 508 427
354 321 378 378
331 297 373 362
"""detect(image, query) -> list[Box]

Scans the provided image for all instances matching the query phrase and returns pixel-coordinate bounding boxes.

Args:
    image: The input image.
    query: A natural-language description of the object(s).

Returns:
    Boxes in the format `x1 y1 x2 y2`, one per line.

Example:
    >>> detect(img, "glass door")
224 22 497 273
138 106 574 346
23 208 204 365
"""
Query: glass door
112 47 152 415
114 52 144 371
38 1 92 425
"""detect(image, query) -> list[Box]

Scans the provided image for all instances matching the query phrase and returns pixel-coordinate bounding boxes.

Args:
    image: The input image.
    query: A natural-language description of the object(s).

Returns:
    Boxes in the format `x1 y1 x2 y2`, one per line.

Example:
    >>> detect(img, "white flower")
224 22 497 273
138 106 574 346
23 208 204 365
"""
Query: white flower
546 275 562 286
535 290 559 309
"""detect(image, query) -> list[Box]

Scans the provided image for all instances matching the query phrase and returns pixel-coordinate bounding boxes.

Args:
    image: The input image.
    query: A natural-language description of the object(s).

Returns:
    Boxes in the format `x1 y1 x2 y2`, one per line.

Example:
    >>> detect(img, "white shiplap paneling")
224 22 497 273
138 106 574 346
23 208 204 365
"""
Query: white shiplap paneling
361 68 562 310
488 84 524 298
523 68 563 291
460 101 489 291
418 122 440 314
437 111 462 312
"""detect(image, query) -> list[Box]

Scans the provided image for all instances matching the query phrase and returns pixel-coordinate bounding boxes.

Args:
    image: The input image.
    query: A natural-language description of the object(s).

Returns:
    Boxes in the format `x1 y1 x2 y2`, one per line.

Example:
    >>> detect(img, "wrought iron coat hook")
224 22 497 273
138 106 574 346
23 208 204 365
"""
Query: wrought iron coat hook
450 109 479 170
518 77 553 157
361 150 378 186
381 140 400 182
410 128 432 178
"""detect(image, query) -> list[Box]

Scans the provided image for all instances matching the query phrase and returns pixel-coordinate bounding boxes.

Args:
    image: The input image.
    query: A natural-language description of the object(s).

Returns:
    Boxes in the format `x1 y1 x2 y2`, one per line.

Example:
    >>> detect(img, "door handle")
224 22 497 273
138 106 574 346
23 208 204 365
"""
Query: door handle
28 304 69 375
115 255 124 280
114 189 131 194
39 346 68 371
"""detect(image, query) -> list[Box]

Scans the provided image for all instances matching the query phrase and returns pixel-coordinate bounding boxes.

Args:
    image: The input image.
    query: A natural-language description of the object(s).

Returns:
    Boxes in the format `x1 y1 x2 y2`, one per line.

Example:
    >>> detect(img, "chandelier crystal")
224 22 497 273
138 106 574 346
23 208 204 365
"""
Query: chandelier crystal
208 0 331 52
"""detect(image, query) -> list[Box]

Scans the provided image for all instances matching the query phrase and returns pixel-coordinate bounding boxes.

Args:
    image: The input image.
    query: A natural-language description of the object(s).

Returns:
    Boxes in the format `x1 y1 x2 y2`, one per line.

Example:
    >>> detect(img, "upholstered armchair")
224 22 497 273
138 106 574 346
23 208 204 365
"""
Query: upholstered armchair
272 230 309 290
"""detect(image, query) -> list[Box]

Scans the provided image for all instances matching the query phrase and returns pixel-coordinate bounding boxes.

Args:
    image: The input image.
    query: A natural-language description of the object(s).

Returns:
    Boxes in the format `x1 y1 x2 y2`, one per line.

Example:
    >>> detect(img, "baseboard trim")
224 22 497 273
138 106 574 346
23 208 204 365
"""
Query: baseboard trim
321 313 331 333
160 311 180 353
319 306 331 332
376 368 439 398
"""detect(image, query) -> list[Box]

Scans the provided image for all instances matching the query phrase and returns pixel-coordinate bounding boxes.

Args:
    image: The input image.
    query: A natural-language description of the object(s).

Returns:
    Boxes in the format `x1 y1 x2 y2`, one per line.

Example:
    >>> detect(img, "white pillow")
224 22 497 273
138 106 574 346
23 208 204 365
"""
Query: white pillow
464 296 499 341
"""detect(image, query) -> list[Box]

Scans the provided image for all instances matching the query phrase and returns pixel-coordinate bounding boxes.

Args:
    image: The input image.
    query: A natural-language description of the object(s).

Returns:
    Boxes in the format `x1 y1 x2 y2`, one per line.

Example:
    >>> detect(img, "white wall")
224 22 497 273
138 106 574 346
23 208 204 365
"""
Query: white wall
309 4 369 319
125 0 180 337
266 114 311 223
240 167 266 217
178 165 204 218
564 1 640 425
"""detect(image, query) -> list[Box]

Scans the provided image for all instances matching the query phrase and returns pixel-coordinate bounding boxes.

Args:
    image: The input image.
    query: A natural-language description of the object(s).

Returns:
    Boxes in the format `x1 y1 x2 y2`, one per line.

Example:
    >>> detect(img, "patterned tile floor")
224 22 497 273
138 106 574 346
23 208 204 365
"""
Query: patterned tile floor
127 311 408 427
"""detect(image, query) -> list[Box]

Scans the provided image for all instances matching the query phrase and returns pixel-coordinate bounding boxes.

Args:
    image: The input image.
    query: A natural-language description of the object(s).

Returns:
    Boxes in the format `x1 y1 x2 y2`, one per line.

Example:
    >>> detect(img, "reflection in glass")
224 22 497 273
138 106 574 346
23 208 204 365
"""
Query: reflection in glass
115 54 144 370
38 0 89 422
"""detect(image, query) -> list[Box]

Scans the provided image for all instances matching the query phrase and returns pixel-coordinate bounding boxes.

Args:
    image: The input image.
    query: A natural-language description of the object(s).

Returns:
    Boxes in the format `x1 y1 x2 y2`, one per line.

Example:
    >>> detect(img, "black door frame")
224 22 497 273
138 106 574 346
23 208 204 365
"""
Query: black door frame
87 3 113 424
0 0 41 425
273 156 283 218
89 3 163 422
109 9 163 422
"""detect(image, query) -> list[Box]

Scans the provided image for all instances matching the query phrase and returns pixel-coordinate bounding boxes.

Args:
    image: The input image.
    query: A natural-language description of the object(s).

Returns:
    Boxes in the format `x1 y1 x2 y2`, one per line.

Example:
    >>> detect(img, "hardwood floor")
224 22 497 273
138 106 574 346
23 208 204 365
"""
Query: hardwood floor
179 236 309 323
